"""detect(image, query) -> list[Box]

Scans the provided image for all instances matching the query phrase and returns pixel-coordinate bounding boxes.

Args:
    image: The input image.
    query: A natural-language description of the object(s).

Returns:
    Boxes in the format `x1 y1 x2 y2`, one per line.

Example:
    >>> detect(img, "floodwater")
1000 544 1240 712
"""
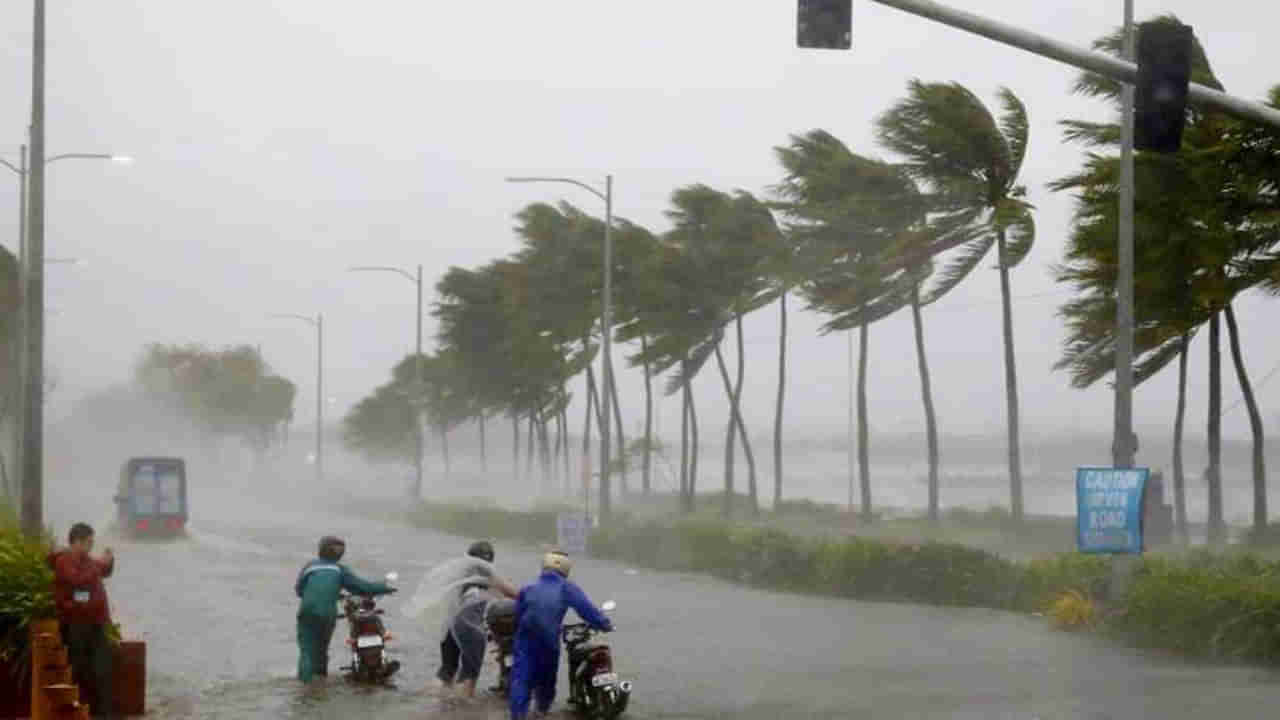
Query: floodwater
47 476 1280 719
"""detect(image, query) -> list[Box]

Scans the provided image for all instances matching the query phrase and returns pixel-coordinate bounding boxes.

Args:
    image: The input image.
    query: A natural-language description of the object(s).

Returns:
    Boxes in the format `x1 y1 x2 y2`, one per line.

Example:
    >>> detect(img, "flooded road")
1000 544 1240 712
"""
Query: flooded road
49 479 1280 719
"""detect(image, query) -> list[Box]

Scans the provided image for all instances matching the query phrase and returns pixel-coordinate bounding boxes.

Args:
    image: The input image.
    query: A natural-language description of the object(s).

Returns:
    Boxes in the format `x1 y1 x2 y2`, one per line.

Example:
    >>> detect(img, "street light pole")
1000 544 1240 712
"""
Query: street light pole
347 265 424 500
1114 0 1137 470
270 313 324 486
1 143 129 515
505 175 616 520
21 0 47 537
10 145 26 503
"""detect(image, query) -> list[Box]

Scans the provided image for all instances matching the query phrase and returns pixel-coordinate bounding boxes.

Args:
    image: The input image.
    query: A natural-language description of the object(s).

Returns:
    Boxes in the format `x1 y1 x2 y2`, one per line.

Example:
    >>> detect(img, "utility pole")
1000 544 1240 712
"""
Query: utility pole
1114 0 1137 470
21 0 46 537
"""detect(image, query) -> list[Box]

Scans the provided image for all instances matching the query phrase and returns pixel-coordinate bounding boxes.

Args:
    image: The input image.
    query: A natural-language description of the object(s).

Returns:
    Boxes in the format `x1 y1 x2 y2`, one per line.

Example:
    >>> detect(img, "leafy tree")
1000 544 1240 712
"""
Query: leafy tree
134 344 295 460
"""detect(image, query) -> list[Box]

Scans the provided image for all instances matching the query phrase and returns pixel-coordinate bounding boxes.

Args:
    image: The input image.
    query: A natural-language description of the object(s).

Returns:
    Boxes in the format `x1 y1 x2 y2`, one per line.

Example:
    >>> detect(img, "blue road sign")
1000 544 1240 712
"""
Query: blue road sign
1076 467 1149 554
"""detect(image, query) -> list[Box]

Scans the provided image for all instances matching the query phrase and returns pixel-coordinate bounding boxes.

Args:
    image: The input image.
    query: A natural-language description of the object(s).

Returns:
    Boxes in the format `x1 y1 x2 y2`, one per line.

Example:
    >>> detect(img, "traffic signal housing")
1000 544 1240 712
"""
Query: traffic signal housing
798 0 852 50
1135 21 1194 153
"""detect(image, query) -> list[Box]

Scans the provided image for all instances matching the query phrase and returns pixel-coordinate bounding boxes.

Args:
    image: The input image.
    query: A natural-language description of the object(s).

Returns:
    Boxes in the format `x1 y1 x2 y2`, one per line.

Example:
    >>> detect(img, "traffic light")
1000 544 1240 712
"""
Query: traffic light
798 0 851 50
1135 21 1194 153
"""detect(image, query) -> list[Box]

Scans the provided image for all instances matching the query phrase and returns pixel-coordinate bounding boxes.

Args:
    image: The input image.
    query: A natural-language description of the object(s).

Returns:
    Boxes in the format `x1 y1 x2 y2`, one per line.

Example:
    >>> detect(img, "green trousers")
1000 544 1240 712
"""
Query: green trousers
296 613 337 683
63 623 113 719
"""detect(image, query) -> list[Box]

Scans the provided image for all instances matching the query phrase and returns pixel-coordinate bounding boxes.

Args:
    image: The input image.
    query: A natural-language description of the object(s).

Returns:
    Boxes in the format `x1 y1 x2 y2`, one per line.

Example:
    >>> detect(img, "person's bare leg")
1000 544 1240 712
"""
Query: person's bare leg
460 678 478 698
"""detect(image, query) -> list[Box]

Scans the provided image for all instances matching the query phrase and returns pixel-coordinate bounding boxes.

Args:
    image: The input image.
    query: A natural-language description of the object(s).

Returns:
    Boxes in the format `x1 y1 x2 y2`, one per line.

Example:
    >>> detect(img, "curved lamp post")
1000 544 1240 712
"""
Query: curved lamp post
0 146 128 528
270 313 324 486
506 174 615 521
347 264 424 500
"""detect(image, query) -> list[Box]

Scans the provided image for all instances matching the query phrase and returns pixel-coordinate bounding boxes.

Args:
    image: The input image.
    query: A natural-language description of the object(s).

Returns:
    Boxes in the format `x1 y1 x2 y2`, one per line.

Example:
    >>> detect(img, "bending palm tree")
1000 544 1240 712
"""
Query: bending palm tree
877 81 1036 525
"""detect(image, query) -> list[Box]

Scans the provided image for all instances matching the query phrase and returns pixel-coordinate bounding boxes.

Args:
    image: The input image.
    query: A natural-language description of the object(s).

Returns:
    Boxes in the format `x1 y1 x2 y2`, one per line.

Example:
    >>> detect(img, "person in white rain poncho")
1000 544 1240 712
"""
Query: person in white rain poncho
403 541 518 697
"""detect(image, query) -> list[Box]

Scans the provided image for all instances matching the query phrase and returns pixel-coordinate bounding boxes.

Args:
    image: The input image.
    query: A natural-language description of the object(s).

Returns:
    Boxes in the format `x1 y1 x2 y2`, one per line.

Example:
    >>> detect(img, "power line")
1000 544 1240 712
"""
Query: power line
1222 356 1280 418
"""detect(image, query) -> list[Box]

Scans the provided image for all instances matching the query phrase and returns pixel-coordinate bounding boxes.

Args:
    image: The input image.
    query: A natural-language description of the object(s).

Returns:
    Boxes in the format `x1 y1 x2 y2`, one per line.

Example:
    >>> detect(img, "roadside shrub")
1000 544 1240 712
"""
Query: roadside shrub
399 499 1280 667
1012 552 1111 612
1049 590 1096 630
1113 553 1280 662
0 500 55 682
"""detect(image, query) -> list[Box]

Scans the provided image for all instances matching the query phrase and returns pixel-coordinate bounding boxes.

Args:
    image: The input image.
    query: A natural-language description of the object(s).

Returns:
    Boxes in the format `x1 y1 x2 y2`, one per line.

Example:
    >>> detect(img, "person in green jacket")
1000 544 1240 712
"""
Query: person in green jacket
294 535 396 683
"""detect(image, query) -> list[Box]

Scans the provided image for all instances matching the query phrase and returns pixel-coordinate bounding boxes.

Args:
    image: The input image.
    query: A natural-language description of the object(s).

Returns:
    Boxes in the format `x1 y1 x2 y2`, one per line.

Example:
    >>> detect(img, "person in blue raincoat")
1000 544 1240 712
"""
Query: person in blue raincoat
509 549 612 720
294 535 396 683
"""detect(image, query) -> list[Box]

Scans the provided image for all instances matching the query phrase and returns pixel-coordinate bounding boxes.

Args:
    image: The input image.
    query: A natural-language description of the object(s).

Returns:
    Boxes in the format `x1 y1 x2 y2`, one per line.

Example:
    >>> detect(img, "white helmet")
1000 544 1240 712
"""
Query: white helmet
543 549 572 577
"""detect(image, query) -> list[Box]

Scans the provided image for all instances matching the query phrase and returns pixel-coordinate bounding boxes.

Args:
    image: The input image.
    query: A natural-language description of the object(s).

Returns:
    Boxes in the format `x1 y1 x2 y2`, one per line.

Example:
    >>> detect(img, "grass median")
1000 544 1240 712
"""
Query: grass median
370 496 1280 666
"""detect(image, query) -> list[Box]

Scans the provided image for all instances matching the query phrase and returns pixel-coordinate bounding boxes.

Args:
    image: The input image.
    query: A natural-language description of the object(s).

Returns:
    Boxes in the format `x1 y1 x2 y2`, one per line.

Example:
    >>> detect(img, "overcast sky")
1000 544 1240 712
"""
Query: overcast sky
1 1 1276 459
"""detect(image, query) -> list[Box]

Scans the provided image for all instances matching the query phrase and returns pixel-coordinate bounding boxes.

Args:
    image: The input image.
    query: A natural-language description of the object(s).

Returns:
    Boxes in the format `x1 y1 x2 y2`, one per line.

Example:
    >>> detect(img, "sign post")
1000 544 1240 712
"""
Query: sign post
1076 467 1149 554
557 511 590 557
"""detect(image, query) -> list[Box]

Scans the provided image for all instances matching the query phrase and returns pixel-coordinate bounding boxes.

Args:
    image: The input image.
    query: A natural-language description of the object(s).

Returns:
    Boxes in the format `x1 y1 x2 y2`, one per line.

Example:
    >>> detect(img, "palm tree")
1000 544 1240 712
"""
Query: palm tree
630 232 724 513
773 130 965 522
658 185 778 517
876 81 1035 524
1052 18 1280 539
611 219 665 497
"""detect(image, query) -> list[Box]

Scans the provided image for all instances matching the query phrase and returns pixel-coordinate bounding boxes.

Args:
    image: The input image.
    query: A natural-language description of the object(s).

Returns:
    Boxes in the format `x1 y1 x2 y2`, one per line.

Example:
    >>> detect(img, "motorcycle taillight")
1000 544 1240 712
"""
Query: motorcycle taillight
589 648 612 672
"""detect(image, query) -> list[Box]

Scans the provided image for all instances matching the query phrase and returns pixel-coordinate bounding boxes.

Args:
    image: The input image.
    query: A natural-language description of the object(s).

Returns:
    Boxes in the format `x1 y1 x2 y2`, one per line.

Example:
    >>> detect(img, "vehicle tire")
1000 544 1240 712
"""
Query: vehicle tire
587 685 627 720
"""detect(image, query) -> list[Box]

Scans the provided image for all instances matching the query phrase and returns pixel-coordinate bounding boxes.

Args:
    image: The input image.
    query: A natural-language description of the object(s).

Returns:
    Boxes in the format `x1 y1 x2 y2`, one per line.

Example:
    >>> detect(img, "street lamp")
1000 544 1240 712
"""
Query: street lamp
347 264 424 500
1 143 129 530
506 174 615 520
270 313 324 486
0 150 126 272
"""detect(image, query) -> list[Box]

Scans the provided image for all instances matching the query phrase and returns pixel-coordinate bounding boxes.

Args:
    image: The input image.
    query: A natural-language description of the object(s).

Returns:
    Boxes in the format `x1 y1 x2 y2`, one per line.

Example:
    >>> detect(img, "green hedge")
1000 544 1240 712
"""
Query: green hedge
400 500 1280 665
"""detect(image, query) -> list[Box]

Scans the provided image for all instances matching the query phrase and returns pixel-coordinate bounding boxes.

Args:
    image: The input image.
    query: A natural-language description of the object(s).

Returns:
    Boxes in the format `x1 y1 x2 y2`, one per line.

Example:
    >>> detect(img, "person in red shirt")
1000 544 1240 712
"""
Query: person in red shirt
50 522 115 719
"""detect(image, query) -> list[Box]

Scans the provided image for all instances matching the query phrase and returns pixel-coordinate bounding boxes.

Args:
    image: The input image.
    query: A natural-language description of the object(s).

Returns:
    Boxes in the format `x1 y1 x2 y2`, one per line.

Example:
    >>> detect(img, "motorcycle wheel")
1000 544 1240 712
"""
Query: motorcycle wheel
587 685 628 720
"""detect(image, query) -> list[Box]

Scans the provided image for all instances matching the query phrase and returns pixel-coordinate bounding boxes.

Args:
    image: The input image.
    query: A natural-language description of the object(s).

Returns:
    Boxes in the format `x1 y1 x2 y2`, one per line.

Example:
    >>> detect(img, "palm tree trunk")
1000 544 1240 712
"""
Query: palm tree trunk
996 230 1025 524
441 426 451 484
1224 303 1267 534
556 406 567 496
513 413 520 486
641 335 653 495
689 378 700 512
526 414 536 486
608 361 627 498
582 371 595 508
479 413 488 473
714 343 737 519
1173 333 1190 544
587 366 607 446
734 316 759 516
774 290 788 508
562 406 572 495
1208 312 1225 544
910 286 940 526
680 357 691 513
857 322 872 520
539 416 553 495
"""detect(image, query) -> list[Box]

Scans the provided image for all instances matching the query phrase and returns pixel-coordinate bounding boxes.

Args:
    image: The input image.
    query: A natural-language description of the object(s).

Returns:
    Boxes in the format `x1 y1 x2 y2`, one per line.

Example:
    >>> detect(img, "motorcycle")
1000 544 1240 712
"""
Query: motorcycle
339 571 401 684
484 597 518 696
563 600 632 719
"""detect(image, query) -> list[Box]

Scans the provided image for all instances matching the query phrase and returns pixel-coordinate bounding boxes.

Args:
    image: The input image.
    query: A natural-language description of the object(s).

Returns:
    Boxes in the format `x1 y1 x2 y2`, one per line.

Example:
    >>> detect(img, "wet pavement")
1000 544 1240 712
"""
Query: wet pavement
48 477 1280 719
